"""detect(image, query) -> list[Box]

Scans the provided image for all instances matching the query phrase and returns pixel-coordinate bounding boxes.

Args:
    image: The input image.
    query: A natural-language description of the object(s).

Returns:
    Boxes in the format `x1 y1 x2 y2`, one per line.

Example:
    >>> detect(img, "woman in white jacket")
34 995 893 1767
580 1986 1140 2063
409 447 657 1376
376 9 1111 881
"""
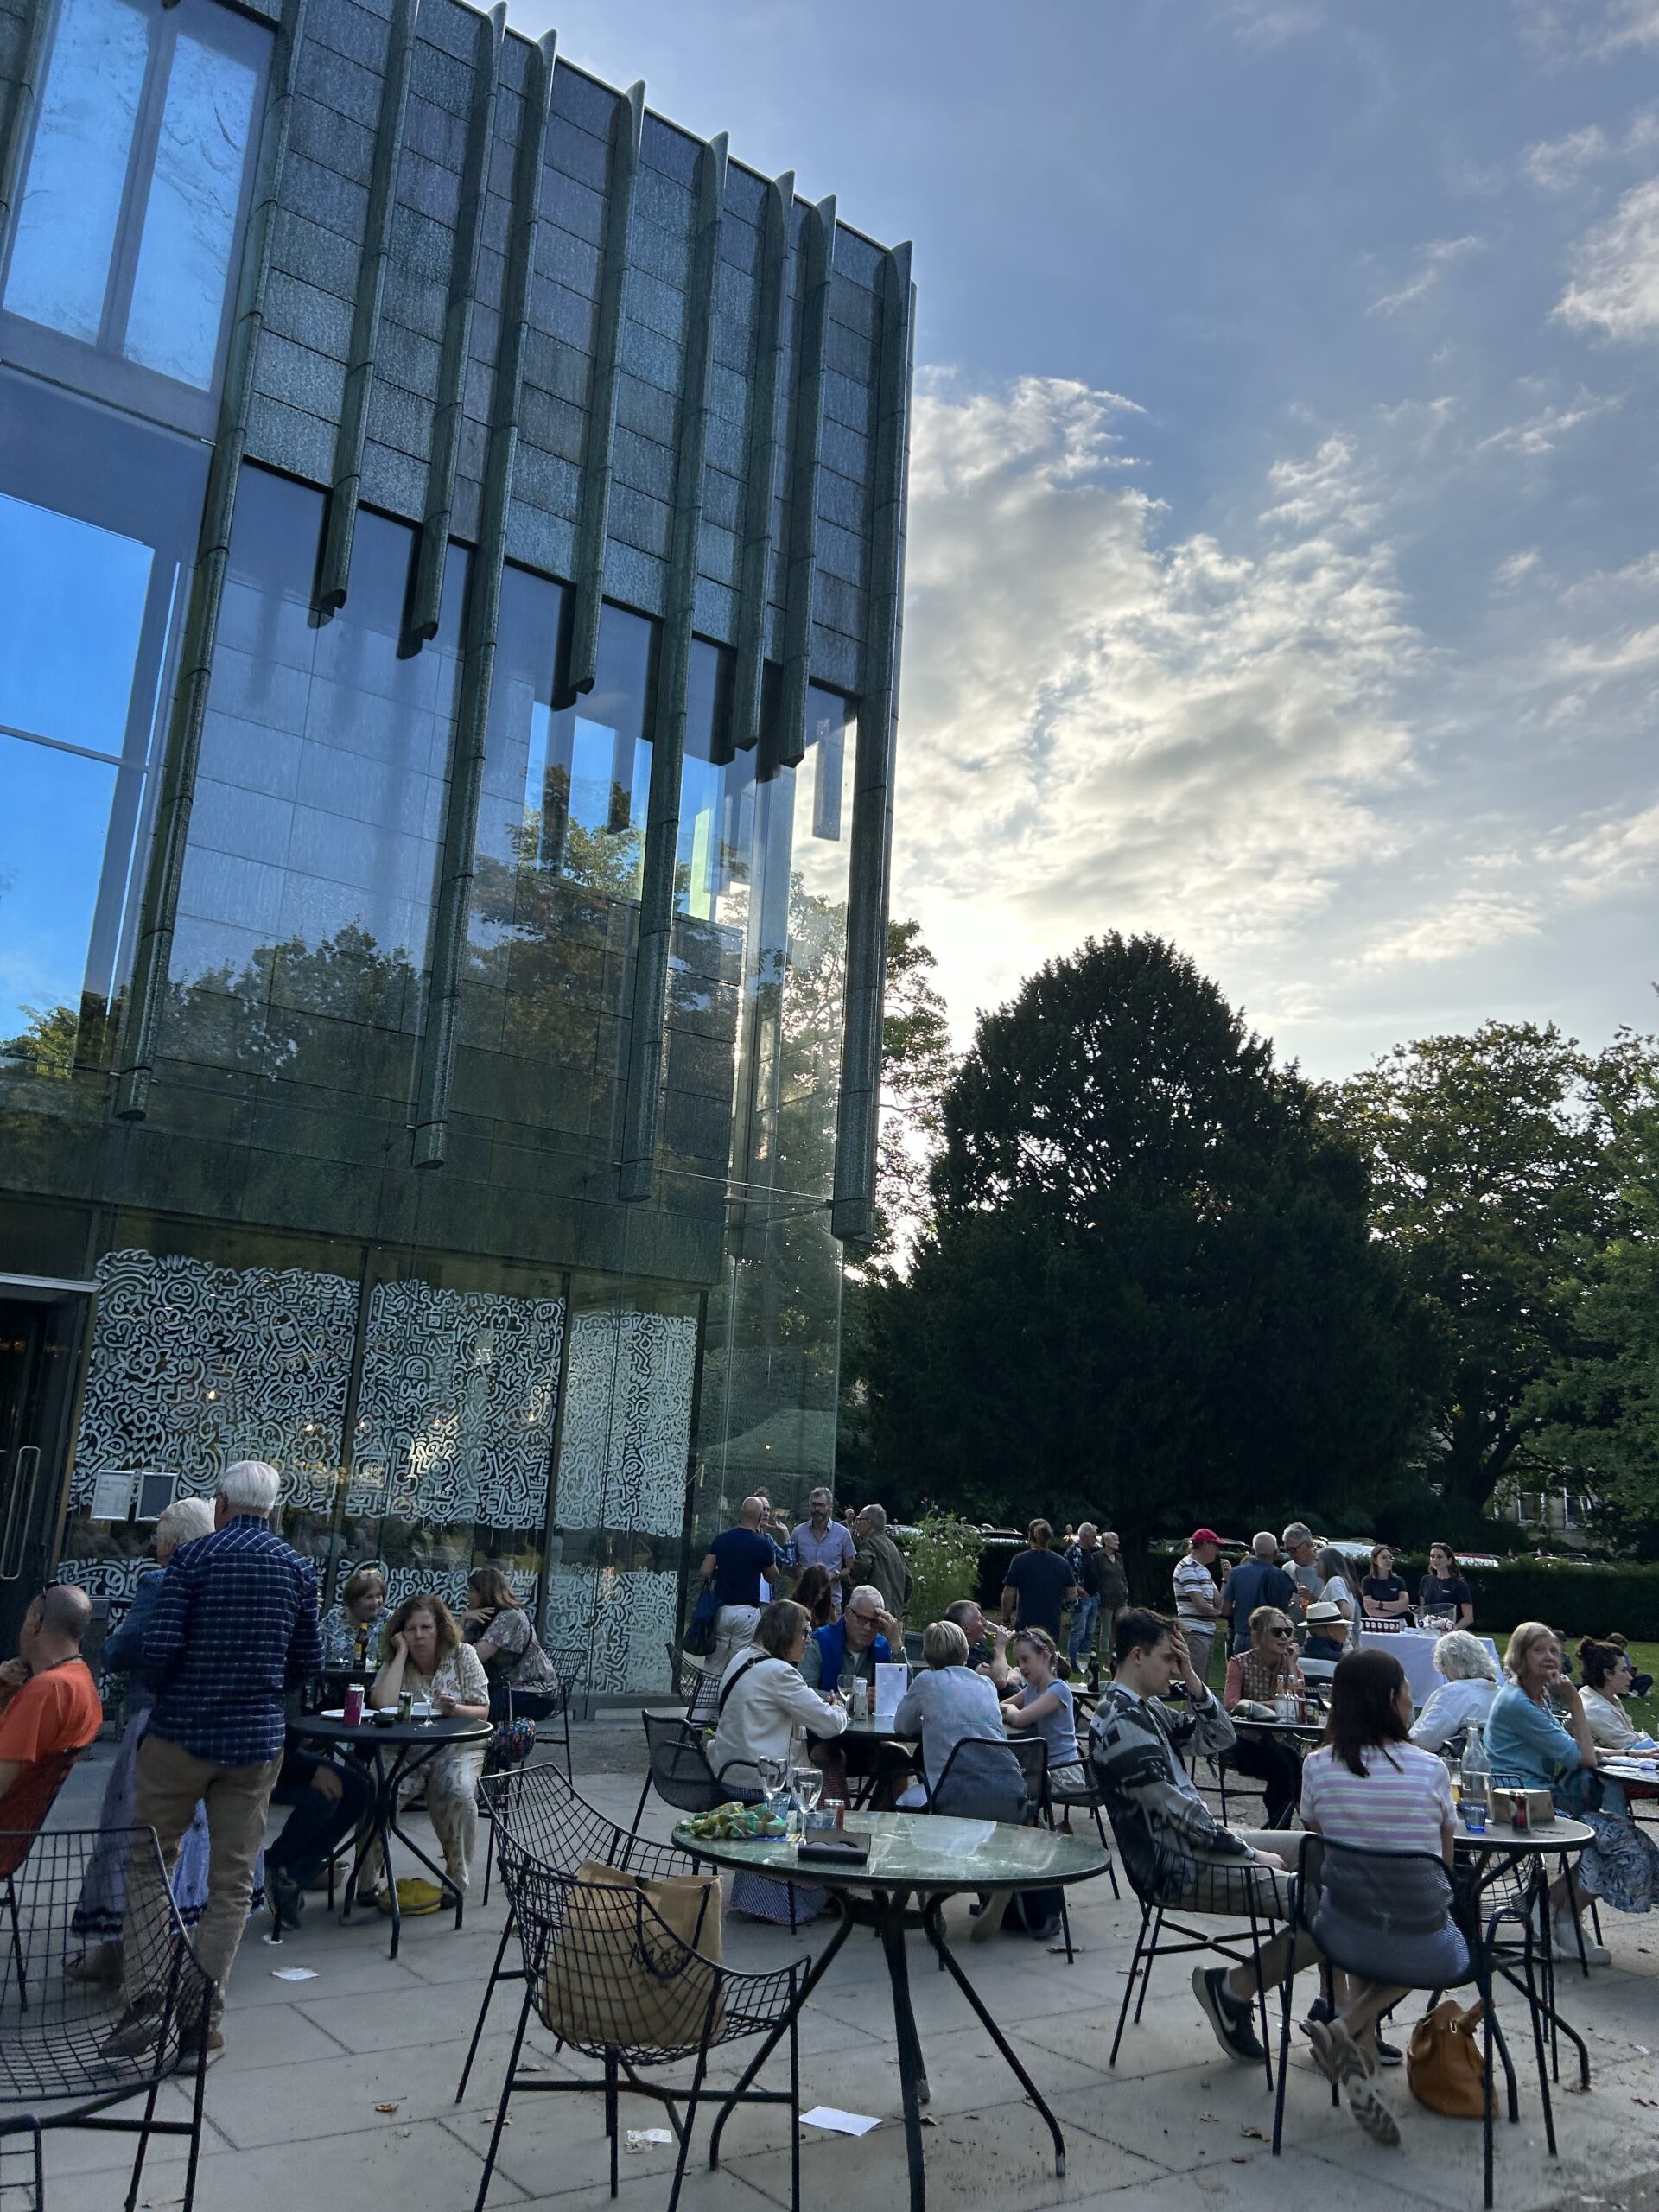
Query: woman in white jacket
709 1600 849 1924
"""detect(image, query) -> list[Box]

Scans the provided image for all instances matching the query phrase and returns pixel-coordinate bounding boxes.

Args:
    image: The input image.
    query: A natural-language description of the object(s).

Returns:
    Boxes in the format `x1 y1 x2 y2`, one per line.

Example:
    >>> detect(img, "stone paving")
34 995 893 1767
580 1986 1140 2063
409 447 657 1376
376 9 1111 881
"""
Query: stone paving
17 1723 1659 2212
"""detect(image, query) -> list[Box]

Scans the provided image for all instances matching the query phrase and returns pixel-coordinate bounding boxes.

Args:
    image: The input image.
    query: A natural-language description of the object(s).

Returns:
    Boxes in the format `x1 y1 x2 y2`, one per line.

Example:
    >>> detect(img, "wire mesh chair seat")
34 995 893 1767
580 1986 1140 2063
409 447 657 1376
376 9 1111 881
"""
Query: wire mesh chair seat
1 1826 215 2212
1269 1834 1554 2209
455 1758 696 2104
472 1813 805 2212
1103 1802 1283 2085
663 1644 705 1716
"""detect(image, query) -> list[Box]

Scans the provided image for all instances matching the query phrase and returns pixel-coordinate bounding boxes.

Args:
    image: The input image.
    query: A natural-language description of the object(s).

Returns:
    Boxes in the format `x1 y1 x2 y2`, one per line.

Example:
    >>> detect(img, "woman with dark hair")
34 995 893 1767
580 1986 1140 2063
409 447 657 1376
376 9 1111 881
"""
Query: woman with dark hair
1416 1544 1474 1630
792 1562 838 1630
1359 1545 1413 1622
1579 1638 1644 1750
462 1564 560 1723
1296 1649 1465 2146
1316 1548 1356 1624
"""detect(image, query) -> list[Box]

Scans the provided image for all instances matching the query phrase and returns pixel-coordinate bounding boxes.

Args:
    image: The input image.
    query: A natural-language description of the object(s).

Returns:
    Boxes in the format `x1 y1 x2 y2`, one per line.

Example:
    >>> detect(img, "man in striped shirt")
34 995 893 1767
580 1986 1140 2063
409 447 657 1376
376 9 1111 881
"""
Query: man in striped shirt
105 1460 321 2064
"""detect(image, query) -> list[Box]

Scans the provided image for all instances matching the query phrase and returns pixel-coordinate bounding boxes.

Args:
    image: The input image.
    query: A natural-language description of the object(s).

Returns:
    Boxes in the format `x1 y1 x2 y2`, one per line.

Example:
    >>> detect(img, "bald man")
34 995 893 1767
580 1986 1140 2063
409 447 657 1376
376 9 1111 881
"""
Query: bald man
697 1496 787 1690
0 1583 102 1817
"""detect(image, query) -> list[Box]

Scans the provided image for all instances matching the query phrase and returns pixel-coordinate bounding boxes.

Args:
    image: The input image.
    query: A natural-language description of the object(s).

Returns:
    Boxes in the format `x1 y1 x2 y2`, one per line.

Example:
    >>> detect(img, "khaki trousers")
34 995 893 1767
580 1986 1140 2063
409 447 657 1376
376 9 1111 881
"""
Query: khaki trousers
124 1733 282 2027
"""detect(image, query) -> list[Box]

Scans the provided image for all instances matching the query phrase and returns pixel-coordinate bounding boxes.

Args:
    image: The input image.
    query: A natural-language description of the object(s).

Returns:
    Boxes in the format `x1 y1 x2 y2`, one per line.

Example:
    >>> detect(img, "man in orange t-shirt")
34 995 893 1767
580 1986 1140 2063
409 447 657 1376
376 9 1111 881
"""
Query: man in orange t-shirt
0 1583 103 1822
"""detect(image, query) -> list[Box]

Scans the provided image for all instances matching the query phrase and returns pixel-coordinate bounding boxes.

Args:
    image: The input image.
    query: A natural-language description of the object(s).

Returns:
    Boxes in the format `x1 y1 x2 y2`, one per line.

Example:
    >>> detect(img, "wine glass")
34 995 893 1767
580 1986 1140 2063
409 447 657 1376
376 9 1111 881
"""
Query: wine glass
792 1764 823 1831
756 1755 788 1827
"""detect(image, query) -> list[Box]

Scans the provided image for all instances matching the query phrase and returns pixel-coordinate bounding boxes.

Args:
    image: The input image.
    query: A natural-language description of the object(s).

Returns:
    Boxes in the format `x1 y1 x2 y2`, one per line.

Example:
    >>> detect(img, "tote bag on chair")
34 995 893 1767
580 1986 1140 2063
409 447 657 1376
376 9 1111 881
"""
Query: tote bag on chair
541 1862 725 2052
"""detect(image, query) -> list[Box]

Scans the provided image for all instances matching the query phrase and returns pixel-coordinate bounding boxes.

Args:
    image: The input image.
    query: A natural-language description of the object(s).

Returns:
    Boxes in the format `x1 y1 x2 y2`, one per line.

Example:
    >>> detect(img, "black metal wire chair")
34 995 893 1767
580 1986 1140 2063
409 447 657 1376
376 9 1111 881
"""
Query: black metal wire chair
1103 1810 1282 2086
455 1758 696 2104
1269 1834 1554 2209
1 1825 215 2212
663 1643 705 1716
630 1713 762 1840
472 1785 806 2212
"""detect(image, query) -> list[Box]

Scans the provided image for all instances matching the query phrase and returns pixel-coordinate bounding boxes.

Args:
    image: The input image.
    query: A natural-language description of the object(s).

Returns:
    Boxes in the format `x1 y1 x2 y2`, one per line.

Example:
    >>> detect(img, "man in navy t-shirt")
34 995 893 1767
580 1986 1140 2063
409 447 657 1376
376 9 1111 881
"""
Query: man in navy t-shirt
697 1497 786 1685
1220 1533 1298 1655
1000 1521 1078 1642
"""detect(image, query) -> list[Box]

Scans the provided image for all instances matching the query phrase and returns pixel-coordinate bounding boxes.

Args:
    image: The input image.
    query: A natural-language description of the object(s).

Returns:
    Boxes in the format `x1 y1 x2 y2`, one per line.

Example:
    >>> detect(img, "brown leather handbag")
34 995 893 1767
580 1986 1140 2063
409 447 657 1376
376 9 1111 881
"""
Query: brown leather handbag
1408 1998 1491 2118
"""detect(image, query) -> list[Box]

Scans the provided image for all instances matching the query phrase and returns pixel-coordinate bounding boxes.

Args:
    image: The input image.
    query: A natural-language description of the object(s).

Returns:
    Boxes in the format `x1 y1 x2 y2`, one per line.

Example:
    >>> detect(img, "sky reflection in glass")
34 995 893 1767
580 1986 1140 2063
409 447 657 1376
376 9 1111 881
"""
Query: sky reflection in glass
0 734 118 1044
0 491 153 754
126 31 259 386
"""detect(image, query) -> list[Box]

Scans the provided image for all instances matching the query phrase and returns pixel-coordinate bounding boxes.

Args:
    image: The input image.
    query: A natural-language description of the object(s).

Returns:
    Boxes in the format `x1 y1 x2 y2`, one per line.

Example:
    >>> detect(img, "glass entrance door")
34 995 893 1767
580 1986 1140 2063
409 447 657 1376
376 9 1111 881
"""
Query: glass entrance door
0 1278 93 1655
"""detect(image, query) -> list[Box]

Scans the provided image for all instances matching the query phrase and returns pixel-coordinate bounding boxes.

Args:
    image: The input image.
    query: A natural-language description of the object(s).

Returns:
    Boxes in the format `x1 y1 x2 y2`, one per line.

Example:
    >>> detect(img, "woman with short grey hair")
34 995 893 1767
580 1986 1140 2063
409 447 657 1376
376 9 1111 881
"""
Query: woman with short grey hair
893 1618 1026 1815
1409 1629 1499 1753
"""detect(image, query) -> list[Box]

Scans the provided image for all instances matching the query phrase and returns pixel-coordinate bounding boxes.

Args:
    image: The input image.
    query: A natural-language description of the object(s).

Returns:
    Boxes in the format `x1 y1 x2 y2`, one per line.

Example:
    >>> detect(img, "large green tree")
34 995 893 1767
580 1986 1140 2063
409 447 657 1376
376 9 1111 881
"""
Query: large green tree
861 933 1437 1549
1332 1022 1635 1514
1525 1052 1659 1545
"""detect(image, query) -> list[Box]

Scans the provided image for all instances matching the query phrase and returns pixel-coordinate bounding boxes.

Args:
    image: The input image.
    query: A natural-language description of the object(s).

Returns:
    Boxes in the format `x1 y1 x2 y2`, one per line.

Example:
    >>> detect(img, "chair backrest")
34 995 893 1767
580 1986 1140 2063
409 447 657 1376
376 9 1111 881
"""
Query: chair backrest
639 1713 727 1815
0 1747 85 1881
1 1826 212 2088
1302 1834 1469 1988
928 1734 1033 1825
665 1642 704 1709
484 1753 690 1883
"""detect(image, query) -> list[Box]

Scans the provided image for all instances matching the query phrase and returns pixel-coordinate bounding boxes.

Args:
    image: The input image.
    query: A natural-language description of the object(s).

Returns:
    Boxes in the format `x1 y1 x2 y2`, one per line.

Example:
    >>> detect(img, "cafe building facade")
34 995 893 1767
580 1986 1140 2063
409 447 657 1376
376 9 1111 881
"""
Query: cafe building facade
0 0 912 1687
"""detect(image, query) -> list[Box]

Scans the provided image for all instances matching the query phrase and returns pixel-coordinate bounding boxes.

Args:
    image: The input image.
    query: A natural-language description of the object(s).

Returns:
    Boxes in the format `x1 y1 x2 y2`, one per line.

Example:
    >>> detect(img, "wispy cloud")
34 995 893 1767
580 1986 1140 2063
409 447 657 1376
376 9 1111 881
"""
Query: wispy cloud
1368 236 1485 316
1473 387 1621 454
893 376 1421 1039
1556 176 1659 337
1353 893 1543 970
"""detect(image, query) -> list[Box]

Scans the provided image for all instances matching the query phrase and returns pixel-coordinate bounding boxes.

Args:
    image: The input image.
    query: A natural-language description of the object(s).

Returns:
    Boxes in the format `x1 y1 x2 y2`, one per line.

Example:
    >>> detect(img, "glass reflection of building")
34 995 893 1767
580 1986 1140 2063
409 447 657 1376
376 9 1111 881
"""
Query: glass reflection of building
0 0 912 1690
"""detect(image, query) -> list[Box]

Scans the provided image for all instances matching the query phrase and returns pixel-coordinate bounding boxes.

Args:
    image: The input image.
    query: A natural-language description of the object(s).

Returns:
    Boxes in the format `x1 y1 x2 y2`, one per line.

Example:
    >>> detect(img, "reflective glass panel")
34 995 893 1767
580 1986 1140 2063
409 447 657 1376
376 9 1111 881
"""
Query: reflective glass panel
169 467 466 1077
125 29 260 387
526 607 655 898
3 0 148 344
0 734 118 1056
0 492 153 753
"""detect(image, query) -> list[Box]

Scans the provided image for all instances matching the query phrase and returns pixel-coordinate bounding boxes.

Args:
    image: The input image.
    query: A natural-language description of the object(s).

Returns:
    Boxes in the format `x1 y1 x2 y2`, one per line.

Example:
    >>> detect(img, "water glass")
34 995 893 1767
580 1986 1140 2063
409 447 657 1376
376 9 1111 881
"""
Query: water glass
793 1766 823 1823
757 1755 788 1824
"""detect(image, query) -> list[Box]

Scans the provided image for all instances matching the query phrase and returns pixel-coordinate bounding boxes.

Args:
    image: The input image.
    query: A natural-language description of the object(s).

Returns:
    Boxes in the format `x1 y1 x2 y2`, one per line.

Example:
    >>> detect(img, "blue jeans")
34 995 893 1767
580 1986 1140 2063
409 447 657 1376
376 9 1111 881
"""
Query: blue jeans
1066 1593 1100 1662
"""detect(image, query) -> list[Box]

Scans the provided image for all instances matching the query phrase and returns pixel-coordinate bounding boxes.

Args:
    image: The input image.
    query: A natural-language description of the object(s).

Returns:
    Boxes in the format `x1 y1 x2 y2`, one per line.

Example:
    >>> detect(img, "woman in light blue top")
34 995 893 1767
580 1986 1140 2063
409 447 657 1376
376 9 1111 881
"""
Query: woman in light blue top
999 1626 1085 1789
893 1618 1026 1817
1487 1619 1659 1962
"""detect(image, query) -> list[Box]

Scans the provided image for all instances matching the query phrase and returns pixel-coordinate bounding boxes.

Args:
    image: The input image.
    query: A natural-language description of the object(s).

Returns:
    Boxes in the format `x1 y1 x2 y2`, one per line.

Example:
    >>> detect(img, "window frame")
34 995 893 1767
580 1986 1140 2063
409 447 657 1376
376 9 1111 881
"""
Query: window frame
0 0 269 435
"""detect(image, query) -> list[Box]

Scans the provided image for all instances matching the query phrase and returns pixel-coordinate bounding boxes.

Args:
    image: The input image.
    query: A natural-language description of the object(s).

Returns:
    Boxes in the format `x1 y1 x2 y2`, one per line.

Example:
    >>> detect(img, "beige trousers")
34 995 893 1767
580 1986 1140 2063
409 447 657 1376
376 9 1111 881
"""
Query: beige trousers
124 1733 281 2028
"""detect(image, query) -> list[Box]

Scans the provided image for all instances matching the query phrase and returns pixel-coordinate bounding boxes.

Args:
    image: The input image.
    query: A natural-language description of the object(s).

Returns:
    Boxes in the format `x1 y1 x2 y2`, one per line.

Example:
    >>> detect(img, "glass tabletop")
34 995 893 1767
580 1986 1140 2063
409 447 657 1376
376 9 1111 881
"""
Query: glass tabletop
672 1809 1111 1891
842 1712 919 1737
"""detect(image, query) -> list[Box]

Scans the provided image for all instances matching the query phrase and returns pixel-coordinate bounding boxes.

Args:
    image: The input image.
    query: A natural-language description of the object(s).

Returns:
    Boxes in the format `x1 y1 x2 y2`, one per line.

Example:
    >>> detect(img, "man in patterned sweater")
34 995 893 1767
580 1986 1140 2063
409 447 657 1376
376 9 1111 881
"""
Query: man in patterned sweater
1090 1607 1317 2063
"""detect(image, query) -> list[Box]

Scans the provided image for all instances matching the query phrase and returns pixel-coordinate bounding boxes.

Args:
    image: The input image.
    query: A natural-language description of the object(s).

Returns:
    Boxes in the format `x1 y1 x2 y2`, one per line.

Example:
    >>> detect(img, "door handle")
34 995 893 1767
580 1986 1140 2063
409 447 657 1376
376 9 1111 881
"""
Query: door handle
0 1445 41 1582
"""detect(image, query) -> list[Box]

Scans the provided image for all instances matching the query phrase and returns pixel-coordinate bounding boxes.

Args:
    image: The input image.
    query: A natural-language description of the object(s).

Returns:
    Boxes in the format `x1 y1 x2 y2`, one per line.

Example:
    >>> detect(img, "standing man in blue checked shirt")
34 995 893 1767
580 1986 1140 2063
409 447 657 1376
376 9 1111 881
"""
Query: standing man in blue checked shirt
105 1459 321 2064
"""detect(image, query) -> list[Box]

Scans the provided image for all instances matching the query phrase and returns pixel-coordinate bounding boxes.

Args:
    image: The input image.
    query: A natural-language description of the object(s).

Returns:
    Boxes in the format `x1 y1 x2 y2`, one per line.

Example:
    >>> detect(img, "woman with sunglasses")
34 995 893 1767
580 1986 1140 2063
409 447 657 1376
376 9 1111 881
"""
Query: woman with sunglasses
1222 1607 1306 1826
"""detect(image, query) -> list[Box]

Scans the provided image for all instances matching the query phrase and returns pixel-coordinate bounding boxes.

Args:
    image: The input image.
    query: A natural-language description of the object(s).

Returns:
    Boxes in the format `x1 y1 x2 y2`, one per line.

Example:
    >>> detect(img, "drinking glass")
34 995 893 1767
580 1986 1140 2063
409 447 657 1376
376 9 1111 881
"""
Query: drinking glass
792 1766 823 1828
757 1755 788 1821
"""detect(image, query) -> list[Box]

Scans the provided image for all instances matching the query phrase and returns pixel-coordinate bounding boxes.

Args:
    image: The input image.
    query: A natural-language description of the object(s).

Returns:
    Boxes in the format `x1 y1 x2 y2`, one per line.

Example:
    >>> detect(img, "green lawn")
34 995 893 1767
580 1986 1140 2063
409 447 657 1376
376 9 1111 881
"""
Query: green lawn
1622 1642 1659 1738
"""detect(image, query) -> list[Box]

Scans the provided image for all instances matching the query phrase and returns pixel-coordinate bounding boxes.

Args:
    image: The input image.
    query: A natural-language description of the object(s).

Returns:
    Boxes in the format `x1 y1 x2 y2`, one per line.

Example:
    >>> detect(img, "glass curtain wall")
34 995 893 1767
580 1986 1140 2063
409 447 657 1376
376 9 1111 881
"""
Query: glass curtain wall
157 465 467 1148
0 372 207 1077
686 684 855 1554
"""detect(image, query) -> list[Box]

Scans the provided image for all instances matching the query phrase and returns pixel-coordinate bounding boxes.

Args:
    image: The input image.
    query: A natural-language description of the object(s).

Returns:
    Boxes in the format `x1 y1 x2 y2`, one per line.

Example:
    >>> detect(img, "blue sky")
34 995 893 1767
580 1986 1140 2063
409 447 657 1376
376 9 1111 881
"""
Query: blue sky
516 0 1659 1081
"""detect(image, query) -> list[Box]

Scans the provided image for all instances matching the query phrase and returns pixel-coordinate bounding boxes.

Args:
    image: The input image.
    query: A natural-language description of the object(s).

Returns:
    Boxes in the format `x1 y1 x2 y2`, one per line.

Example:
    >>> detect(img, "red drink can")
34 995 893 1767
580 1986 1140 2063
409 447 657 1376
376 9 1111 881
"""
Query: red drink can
343 1684 365 1726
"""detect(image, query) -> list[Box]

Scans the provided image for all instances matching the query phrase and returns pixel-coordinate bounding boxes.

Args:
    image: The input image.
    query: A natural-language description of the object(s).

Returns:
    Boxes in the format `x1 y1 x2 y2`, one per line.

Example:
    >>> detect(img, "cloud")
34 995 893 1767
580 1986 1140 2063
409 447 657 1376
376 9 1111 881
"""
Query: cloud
892 376 1422 1039
1368 236 1484 316
1473 387 1621 454
1555 176 1659 336
1495 548 1541 584
1524 124 1611 189
1516 0 1659 58
1222 0 1324 43
1547 803 1659 894
1352 893 1543 970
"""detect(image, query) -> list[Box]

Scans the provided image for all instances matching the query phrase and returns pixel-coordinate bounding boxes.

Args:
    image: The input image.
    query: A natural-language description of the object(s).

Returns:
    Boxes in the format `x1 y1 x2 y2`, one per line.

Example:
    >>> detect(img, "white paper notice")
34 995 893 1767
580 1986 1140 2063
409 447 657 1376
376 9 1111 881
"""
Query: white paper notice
874 1663 908 1719
802 2107 880 2137
91 1471 137 1522
270 1967 318 1981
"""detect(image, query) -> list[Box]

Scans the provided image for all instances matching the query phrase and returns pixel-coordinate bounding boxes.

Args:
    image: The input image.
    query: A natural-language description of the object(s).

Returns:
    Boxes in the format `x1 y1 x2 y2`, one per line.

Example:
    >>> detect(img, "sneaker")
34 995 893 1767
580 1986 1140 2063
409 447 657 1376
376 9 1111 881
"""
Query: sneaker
99 1993 165 2063
1306 2018 1400 2145
1192 1965 1265 2063
172 2024 226 2073
1373 2032 1403 2068
1554 1917 1610 1967
265 1868 304 1931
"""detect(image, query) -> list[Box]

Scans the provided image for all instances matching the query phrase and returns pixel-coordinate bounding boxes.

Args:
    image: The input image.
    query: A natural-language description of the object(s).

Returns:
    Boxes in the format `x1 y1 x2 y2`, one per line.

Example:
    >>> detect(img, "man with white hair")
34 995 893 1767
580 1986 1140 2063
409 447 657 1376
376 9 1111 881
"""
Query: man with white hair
105 1460 321 2064
851 1503 912 1626
1219 1532 1297 1656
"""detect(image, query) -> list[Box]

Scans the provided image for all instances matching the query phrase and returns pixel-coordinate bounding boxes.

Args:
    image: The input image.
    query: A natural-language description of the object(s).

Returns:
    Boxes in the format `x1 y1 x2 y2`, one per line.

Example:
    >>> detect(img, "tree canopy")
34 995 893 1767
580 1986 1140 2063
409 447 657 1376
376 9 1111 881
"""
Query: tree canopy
861 934 1439 1547
1330 1021 1641 1514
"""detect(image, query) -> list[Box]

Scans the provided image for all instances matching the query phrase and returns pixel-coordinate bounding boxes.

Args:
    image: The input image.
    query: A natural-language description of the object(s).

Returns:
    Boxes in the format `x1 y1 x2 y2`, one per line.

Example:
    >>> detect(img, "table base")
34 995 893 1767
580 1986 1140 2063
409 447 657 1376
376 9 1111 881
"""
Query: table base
709 1885 1065 2212
338 1738 467 1961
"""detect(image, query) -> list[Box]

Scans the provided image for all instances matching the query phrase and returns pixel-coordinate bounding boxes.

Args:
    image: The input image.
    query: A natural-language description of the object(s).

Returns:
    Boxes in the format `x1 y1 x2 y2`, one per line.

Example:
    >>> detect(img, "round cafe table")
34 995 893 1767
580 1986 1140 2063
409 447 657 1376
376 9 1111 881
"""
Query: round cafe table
677 1809 1109 2212
289 1712 492 1960
1454 1812 1595 2088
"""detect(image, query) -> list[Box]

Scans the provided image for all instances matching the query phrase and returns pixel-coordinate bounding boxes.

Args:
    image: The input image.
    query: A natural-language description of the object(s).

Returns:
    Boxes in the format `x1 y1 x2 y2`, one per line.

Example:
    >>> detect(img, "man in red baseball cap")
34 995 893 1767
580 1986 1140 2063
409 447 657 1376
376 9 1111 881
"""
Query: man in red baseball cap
1173 1529 1225 1685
